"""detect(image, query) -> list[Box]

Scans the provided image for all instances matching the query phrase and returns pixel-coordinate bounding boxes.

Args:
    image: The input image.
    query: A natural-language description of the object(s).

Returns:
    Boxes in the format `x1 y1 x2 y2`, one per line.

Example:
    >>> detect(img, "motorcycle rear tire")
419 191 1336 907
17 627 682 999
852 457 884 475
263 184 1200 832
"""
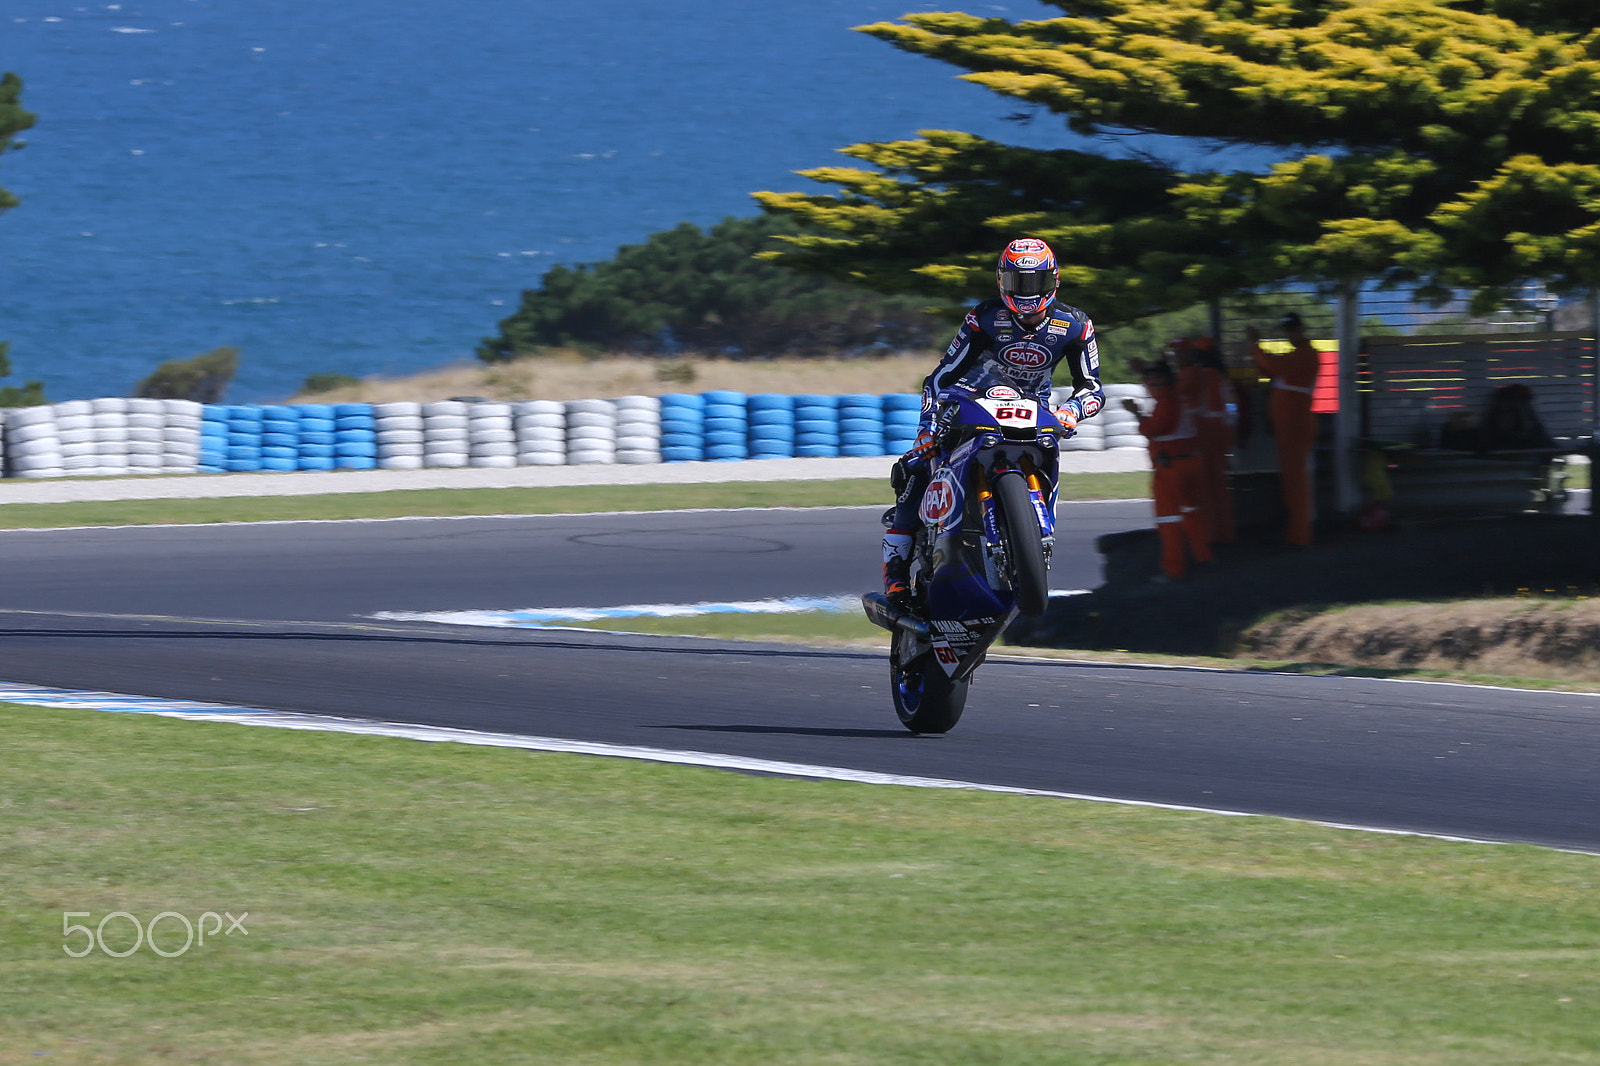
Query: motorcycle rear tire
993 469 1050 618
890 649 968 735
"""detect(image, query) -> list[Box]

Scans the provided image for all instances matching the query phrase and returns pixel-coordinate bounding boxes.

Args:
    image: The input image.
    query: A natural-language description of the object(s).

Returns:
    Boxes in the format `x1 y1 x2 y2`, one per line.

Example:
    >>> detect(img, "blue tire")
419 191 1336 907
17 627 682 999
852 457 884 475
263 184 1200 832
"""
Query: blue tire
704 443 747 460
791 394 835 410
703 430 746 448
658 418 703 436
747 408 794 427
260 456 298 472
261 432 298 449
660 445 703 462
335 441 378 458
298 431 335 446
700 390 745 407
838 417 883 436
295 405 335 420
746 393 792 412
298 444 335 458
841 442 888 457
794 443 840 458
335 456 377 470
297 456 336 471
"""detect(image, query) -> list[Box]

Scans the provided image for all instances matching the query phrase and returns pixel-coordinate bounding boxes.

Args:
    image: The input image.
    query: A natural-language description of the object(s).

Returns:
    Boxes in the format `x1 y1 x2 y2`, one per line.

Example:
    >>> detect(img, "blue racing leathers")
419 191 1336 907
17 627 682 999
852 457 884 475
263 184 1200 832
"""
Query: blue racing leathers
887 298 1104 534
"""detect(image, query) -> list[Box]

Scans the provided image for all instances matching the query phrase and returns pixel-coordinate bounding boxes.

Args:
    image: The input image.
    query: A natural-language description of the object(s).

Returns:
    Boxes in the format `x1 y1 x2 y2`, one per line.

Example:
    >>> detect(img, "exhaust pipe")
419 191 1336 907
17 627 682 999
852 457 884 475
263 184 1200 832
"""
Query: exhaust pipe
860 592 930 641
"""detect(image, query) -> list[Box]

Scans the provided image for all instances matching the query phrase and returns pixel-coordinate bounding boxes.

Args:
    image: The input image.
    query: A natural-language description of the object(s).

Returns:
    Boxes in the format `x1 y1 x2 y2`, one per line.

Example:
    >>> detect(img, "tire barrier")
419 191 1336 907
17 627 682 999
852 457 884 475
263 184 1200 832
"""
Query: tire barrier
374 401 424 471
0 386 1154 477
658 392 705 462
614 395 662 465
515 400 566 467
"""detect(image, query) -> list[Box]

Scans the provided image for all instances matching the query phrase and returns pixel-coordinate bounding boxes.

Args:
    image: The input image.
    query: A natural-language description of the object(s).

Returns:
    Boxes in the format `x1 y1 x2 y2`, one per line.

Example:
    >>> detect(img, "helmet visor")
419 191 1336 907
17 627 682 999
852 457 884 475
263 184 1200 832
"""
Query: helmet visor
999 268 1057 299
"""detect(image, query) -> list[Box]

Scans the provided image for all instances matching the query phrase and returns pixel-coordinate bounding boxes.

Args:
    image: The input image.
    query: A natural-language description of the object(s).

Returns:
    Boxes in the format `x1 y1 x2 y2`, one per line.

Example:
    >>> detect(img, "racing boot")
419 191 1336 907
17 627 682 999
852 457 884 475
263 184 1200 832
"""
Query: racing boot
882 530 914 609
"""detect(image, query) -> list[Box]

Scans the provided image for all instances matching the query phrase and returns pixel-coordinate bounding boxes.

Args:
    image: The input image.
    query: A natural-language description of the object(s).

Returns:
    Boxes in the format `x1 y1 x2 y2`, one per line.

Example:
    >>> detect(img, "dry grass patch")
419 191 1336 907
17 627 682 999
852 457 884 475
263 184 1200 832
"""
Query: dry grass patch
288 350 936 404
1237 597 1600 681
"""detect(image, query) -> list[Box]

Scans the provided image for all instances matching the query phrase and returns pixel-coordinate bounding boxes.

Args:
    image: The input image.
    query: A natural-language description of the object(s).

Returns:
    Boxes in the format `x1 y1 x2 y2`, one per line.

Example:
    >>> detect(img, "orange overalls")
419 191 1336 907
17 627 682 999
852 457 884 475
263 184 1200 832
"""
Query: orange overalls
1195 364 1236 543
1139 383 1213 580
1253 340 1320 545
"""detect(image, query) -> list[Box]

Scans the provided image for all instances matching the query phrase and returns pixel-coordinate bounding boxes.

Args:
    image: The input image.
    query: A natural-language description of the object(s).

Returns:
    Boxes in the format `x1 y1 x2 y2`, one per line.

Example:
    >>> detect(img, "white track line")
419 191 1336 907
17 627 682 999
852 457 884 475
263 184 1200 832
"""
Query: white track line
0 680 1549 851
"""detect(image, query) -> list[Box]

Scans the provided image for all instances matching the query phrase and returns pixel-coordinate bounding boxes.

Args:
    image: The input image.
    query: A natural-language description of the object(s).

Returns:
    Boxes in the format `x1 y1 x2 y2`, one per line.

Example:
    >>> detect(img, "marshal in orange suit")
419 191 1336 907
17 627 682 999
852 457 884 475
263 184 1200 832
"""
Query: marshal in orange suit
1247 313 1320 546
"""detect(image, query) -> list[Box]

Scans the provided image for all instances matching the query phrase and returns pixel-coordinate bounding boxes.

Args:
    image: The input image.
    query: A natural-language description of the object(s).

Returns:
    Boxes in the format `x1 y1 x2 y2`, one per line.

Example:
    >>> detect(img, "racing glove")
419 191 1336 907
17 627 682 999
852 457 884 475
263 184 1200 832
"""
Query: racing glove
1052 401 1081 439
890 425 938 494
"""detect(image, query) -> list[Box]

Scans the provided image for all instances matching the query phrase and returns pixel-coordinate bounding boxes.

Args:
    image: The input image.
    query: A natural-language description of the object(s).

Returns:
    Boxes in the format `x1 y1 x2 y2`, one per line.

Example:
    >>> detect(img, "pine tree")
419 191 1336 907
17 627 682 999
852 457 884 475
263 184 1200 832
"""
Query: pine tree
756 1 1600 317
0 72 35 213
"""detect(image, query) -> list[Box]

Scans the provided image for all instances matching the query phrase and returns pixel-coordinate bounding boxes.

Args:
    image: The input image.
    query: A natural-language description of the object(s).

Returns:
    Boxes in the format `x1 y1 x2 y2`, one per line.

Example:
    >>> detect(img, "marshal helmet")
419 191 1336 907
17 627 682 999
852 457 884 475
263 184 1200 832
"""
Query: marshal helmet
996 238 1059 318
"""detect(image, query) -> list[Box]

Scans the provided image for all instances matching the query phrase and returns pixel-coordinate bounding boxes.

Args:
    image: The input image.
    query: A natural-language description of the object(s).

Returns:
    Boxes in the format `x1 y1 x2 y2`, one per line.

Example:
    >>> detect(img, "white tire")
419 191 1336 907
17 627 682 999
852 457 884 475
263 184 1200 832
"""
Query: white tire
58 428 96 445
162 399 202 418
374 402 422 418
60 441 97 457
90 397 128 414
423 414 469 432
127 427 163 443
377 428 425 445
518 452 565 466
13 437 62 458
566 410 616 430
379 442 425 458
376 415 425 432
566 450 615 465
125 440 162 456
616 434 659 451
421 401 468 418
380 454 424 470
565 398 613 417
616 449 660 464
8 406 55 428
54 414 93 432
614 394 660 412
518 426 565 444
126 398 164 416
423 452 469 468
516 400 566 417
469 403 513 419
470 441 517 458
128 453 163 468
468 427 515 445
515 414 565 431
53 400 93 419
469 454 518 468
126 413 164 430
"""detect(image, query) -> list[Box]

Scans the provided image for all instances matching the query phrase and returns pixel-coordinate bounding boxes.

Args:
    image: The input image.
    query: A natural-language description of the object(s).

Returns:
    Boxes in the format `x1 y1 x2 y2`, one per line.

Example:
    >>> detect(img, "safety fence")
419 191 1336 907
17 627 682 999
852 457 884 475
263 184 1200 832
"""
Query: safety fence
0 386 1152 478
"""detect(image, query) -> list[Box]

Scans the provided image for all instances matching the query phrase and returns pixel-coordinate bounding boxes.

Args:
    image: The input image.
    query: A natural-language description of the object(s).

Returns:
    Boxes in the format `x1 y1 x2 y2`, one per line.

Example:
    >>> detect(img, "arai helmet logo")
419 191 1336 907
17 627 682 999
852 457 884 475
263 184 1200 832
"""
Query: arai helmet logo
1000 343 1051 370
985 385 1021 400
920 475 959 525
1012 256 1042 269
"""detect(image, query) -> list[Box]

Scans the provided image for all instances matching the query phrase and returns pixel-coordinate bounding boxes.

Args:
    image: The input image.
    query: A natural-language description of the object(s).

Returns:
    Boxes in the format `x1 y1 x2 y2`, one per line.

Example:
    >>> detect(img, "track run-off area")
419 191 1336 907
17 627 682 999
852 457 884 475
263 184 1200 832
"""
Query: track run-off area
0 493 1598 852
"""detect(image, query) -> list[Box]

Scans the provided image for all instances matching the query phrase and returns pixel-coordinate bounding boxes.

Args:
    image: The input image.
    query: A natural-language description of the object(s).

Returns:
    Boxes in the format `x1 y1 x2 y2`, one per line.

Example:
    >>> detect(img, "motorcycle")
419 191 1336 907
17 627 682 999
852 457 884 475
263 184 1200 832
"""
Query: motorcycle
862 367 1067 734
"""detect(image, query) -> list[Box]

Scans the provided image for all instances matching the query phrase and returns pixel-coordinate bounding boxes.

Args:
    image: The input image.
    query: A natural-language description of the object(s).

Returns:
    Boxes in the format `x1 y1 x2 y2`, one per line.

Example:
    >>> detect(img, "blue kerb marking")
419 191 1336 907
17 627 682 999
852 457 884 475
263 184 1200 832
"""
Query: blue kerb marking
0 682 265 718
371 595 859 629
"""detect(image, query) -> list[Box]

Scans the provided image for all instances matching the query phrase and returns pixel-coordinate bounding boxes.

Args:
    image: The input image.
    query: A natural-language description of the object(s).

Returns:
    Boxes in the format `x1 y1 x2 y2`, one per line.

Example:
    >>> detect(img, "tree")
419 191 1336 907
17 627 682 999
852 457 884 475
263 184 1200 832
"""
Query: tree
755 1 1600 317
479 216 945 362
0 71 34 213
135 347 240 403
1 74 42 405
0 341 45 408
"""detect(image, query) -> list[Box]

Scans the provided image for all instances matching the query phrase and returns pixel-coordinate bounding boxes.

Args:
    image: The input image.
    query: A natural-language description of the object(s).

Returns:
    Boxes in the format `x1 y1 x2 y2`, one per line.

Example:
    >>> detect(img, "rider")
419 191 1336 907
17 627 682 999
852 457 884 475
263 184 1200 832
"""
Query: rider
882 237 1105 604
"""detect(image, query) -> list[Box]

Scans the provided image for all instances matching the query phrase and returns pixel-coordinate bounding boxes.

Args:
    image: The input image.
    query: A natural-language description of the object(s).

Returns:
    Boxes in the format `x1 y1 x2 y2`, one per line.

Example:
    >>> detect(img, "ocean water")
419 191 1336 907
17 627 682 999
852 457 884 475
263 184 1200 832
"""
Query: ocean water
0 0 1082 402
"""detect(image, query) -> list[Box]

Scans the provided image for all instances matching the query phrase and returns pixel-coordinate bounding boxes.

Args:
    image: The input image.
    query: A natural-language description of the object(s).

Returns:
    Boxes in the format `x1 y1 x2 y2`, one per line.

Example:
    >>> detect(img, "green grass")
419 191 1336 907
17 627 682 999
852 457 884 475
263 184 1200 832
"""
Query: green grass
0 472 1150 530
3 702 1599 1065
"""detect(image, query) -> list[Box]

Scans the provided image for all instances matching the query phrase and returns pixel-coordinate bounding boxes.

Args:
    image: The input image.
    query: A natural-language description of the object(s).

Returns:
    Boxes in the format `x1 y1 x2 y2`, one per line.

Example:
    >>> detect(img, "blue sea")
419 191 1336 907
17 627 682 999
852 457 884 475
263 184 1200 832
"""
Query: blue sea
3 0 1110 402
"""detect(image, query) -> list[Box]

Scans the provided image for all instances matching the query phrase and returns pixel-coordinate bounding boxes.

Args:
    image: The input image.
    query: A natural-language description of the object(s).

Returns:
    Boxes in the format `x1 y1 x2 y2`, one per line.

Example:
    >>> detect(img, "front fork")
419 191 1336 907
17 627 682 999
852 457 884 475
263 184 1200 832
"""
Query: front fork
977 457 1056 590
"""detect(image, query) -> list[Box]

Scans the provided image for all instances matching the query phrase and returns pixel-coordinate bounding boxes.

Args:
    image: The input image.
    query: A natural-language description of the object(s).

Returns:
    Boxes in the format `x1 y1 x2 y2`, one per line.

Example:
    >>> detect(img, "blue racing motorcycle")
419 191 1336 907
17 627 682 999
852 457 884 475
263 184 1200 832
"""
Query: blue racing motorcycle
862 367 1065 734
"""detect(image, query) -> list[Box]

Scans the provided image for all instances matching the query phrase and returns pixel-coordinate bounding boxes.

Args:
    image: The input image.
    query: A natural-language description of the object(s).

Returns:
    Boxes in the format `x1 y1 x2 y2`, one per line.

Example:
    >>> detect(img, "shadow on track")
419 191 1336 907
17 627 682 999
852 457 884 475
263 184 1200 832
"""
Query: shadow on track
663 723 917 739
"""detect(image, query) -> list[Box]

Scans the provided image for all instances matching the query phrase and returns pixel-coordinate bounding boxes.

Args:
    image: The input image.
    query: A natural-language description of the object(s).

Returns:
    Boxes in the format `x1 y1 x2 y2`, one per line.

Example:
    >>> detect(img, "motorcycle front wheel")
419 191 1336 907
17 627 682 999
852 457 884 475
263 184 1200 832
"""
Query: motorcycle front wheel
992 469 1050 618
890 647 969 734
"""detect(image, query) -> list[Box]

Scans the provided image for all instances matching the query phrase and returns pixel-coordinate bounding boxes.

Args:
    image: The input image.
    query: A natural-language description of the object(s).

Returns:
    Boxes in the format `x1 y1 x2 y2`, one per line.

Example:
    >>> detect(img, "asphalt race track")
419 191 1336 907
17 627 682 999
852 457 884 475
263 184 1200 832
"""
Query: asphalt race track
3 501 1599 852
